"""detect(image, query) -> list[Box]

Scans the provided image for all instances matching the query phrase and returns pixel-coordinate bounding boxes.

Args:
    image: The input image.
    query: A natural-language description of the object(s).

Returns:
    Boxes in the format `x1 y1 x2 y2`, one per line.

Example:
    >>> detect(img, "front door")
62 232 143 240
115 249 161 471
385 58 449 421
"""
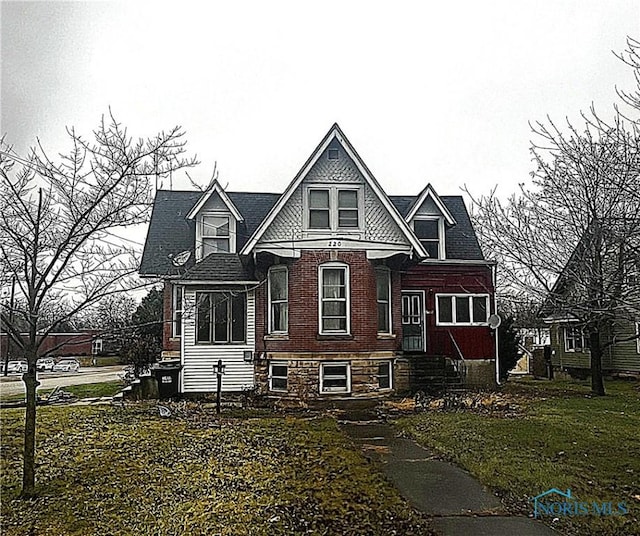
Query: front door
402 292 425 352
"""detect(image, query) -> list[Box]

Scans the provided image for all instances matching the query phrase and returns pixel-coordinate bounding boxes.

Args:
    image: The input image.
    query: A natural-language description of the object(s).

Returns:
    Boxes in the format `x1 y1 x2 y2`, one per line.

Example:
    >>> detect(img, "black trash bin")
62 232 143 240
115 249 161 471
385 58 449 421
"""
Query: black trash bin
154 364 182 399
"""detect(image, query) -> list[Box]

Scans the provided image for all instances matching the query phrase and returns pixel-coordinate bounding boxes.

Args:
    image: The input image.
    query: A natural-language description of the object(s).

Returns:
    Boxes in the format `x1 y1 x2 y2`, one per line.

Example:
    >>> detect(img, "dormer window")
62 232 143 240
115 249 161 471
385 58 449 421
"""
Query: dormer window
202 215 230 254
414 218 443 259
306 186 361 231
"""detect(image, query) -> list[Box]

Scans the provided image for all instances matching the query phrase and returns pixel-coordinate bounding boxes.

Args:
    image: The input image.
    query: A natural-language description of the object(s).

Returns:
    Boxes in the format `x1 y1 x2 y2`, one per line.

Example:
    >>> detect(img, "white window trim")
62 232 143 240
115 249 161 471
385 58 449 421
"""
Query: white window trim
376 267 392 335
269 361 288 392
320 362 352 394
378 361 393 390
636 322 640 354
435 294 490 326
318 262 350 335
195 211 236 260
563 326 589 353
268 266 289 334
304 185 363 232
412 216 445 259
172 285 183 338
195 291 246 345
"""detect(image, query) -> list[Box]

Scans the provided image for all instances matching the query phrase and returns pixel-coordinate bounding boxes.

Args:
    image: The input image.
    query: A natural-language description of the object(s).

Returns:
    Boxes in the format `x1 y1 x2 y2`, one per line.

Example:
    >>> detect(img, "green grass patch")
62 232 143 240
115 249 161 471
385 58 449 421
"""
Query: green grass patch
1 381 124 403
1 404 434 535
396 378 640 535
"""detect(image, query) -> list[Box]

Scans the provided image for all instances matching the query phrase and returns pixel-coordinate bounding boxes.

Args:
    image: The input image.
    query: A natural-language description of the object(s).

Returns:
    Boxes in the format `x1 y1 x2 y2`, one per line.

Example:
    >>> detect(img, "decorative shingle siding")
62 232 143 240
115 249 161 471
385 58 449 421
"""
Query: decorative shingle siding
260 141 408 246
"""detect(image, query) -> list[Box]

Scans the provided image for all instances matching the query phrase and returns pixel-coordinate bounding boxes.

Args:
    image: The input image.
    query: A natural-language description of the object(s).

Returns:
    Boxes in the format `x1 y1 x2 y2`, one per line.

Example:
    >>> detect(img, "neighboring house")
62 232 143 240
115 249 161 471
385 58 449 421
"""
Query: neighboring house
139 124 498 401
0 331 101 358
541 222 640 376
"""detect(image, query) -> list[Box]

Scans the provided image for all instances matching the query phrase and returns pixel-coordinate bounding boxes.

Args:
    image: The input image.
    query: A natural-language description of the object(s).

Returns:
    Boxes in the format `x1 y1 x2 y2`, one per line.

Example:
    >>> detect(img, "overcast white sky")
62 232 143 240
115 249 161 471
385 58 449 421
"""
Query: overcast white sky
1 0 638 199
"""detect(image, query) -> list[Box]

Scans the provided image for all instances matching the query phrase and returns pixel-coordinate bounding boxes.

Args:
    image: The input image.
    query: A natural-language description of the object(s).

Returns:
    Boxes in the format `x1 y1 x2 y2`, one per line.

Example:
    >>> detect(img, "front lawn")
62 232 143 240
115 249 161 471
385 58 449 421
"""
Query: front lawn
0 381 124 403
1 404 434 536
395 378 640 536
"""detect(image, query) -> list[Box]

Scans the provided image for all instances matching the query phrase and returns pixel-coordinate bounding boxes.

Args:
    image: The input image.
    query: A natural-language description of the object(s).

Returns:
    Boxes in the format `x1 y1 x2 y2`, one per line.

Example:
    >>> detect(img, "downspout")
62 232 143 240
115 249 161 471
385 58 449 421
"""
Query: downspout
493 262 500 386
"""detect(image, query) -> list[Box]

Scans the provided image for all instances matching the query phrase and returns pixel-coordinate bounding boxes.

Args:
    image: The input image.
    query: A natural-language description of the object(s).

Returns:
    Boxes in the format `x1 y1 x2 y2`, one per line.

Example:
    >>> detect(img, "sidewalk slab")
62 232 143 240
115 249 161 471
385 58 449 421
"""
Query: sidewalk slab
341 421 557 536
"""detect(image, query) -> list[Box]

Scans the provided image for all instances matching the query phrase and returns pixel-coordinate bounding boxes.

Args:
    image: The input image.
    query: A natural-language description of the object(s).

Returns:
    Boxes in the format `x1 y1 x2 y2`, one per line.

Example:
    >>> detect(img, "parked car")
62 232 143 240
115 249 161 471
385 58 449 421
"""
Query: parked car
36 357 55 372
6 360 28 373
52 359 80 373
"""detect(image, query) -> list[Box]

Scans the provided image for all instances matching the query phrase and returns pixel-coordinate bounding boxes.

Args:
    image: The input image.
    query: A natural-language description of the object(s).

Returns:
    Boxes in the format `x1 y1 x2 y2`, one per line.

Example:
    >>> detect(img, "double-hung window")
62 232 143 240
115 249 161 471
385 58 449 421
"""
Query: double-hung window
172 285 183 337
196 292 246 344
376 268 391 334
319 264 349 334
307 187 361 231
414 218 442 259
436 294 489 326
268 266 288 333
320 362 351 393
201 215 230 256
564 326 589 352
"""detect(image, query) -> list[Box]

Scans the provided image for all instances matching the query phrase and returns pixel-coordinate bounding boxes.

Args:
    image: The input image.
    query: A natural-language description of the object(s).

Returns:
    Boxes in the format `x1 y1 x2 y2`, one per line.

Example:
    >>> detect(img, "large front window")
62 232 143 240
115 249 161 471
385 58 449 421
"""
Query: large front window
319 264 350 334
201 215 230 255
268 266 288 333
307 187 361 230
436 294 489 326
196 292 246 343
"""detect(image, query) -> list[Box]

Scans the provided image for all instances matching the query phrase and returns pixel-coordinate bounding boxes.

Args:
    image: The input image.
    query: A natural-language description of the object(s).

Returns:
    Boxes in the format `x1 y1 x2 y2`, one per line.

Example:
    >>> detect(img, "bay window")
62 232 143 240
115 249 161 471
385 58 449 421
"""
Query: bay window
376 268 391 334
268 266 288 333
319 264 350 334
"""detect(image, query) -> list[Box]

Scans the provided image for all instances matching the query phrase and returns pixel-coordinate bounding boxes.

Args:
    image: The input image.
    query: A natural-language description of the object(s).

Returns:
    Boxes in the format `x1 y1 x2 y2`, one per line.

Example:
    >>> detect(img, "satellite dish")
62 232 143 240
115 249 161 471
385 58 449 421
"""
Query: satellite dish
170 250 192 267
488 314 502 329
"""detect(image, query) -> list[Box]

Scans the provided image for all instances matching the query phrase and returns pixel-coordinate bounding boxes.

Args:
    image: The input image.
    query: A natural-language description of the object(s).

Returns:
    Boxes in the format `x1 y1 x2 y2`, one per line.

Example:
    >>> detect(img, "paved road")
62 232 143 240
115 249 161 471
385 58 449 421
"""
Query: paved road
0 366 124 397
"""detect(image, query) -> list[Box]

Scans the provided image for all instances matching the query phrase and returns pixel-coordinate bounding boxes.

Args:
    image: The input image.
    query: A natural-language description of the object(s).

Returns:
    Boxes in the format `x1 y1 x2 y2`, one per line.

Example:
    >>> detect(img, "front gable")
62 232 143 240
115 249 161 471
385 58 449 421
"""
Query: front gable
187 181 244 260
406 184 457 260
242 124 426 259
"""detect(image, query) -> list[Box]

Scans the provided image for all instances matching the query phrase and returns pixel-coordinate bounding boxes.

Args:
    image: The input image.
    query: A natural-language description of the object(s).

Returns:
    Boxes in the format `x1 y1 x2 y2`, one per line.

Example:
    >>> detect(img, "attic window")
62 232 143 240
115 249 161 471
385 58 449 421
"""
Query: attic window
201 215 230 255
328 148 339 160
414 218 442 259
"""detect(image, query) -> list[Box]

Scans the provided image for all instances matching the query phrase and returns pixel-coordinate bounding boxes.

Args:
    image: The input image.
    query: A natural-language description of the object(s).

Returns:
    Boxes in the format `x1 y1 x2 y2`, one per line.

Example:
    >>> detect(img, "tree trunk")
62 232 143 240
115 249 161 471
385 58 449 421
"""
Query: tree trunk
589 331 605 396
21 364 39 498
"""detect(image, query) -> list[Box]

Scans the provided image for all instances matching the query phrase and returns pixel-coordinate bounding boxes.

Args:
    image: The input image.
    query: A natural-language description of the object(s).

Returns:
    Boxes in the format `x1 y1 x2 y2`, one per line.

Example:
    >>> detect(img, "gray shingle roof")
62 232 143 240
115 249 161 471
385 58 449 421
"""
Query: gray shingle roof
140 189 485 278
390 195 485 260
179 253 255 282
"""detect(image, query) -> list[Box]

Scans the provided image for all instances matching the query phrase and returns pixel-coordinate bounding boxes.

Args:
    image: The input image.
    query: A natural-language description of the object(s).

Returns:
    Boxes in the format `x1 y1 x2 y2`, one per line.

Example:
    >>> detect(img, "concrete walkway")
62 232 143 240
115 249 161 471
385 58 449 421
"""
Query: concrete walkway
341 420 557 536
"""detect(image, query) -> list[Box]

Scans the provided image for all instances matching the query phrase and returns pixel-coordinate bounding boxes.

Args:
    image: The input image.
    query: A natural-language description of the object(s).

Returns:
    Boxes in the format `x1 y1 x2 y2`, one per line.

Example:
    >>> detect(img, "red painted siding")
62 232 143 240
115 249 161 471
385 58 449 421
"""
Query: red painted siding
402 264 496 359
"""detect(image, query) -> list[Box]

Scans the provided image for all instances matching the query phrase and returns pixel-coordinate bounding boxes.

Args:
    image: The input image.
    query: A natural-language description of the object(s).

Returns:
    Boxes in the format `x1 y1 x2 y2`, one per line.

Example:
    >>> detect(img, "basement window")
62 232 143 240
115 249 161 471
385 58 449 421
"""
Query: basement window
320 362 351 393
378 361 392 390
269 362 288 392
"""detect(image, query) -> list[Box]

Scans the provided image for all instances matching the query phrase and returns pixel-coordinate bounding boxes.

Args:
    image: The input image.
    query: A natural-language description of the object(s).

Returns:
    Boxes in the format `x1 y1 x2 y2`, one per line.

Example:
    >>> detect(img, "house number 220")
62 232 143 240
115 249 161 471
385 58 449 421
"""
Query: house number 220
328 240 343 247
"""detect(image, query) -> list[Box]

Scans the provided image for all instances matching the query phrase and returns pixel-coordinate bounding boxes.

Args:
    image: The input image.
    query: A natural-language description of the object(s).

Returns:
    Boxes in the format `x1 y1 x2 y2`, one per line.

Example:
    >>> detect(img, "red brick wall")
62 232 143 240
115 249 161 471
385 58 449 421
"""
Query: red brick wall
256 251 401 353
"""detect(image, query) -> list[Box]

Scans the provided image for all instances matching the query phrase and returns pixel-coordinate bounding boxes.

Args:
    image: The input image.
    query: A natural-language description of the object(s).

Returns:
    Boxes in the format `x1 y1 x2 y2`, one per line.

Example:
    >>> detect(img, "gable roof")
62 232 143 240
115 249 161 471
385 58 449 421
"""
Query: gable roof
239 123 427 257
405 183 457 225
186 180 244 221
391 195 484 260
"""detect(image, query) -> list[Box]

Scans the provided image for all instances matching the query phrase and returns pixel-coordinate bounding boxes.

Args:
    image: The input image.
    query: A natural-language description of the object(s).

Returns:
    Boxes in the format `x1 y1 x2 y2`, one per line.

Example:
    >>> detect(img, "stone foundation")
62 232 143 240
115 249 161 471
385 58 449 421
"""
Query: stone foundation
462 359 497 388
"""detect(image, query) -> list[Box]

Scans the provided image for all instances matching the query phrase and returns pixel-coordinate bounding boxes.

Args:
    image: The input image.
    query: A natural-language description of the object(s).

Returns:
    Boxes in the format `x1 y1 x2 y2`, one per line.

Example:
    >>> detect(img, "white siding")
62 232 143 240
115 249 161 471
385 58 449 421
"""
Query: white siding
181 289 255 392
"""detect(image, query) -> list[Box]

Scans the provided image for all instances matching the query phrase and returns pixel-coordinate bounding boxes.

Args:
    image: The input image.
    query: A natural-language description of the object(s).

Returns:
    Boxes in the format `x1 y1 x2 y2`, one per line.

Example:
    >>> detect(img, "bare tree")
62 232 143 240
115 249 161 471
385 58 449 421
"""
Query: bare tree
468 38 640 395
0 113 197 497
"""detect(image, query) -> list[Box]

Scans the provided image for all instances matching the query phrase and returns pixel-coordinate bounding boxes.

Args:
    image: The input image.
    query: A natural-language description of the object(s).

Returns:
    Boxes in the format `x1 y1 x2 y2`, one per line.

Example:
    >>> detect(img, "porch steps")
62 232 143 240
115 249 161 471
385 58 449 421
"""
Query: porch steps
409 355 463 393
